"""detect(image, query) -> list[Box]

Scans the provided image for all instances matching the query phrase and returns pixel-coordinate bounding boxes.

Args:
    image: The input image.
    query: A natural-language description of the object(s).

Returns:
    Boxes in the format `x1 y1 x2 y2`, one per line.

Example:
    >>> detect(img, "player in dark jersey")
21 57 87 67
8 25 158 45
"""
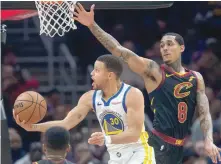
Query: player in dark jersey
72 3 221 164
33 126 74 164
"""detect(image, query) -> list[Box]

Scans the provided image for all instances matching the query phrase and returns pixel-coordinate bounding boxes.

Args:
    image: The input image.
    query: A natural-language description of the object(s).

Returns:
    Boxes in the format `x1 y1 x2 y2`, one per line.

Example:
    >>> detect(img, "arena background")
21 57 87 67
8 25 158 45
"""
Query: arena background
1 1 221 164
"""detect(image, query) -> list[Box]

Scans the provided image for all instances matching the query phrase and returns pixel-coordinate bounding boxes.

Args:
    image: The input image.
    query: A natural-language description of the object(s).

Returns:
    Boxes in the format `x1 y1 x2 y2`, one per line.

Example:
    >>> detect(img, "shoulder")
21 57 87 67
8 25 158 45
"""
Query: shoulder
125 86 144 105
80 90 95 100
192 71 204 80
127 87 143 96
192 71 205 91
78 90 95 107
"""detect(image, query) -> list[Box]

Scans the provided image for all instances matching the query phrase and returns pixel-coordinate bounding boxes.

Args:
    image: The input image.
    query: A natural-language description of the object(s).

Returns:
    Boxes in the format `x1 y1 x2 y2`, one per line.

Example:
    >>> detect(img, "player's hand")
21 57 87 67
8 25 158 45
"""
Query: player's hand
205 138 221 163
13 110 34 131
72 3 95 27
88 132 104 146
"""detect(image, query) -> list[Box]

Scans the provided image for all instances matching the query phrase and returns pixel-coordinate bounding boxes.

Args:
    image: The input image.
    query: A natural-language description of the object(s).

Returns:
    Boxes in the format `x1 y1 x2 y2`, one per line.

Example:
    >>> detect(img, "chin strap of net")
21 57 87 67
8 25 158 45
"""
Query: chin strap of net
35 1 77 37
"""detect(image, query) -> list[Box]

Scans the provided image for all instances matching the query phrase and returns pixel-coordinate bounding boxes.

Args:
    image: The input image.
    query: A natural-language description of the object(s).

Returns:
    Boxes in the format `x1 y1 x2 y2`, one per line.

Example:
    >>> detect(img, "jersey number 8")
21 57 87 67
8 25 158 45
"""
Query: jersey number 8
178 102 188 123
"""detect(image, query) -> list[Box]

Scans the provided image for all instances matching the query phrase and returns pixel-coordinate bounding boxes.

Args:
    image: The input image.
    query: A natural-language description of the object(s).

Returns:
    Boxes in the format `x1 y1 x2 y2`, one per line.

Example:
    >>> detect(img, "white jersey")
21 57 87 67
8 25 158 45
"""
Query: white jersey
93 83 148 151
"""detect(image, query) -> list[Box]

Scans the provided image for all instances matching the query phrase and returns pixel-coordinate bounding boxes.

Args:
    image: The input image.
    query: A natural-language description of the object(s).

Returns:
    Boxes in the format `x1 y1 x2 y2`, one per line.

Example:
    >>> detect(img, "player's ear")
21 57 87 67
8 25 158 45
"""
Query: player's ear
108 72 113 80
180 45 185 53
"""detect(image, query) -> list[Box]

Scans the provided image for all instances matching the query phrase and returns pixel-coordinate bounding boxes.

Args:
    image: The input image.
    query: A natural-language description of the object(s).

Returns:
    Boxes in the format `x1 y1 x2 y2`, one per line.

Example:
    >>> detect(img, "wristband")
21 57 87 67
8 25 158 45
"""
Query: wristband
104 136 112 144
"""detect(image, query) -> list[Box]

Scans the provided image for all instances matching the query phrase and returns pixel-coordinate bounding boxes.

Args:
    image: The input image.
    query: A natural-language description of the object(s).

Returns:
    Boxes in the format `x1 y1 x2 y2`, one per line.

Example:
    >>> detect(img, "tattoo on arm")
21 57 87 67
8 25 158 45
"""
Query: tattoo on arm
89 22 160 77
89 22 137 61
89 22 120 53
119 49 137 63
196 73 213 141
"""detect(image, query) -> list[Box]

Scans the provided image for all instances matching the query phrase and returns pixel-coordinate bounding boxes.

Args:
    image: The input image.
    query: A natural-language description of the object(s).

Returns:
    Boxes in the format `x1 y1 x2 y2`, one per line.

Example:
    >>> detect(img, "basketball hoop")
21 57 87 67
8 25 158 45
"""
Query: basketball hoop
35 1 77 37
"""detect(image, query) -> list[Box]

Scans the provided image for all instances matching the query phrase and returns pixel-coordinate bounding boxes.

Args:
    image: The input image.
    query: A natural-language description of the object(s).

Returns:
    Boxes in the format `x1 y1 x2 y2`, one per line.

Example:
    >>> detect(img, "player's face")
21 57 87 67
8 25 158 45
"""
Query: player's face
160 35 184 64
91 61 110 90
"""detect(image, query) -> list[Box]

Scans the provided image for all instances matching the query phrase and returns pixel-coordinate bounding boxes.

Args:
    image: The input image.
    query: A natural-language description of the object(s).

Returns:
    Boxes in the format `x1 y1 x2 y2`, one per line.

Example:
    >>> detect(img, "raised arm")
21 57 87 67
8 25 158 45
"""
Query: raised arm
73 3 160 78
195 71 221 163
89 22 160 77
14 90 94 133
88 87 145 145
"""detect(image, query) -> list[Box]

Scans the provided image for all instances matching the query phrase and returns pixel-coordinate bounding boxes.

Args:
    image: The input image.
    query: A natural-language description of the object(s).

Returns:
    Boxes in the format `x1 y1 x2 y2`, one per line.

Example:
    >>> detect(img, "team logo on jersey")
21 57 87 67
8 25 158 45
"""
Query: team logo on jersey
174 82 193 98
100 111 124 135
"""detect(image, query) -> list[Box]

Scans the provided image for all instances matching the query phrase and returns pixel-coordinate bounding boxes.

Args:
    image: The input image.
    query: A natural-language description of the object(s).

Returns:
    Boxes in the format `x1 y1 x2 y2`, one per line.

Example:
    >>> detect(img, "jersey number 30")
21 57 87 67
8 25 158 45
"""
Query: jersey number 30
178 102 188 123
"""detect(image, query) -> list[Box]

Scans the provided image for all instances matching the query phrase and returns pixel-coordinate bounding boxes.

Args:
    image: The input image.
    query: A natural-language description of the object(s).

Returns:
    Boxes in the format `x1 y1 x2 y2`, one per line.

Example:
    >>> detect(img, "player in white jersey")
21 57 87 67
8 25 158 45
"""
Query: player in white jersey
14 55 155 164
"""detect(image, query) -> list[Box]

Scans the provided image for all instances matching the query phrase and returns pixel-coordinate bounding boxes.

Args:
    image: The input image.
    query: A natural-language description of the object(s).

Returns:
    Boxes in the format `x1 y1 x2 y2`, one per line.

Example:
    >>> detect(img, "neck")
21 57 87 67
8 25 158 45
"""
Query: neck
167 57 184 73
45 150 66 162
102 79 122 100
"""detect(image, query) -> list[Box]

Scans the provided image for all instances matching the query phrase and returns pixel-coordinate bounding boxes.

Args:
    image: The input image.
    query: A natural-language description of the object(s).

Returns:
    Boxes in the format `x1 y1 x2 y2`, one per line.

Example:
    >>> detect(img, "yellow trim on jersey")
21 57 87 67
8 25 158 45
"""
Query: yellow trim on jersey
150 97 154 105
140 131 153 164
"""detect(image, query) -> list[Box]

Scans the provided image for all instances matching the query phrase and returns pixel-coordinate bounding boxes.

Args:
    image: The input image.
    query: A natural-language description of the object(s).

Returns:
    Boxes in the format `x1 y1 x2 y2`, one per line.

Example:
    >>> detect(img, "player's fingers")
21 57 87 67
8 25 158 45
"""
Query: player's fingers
90 4 95 13
73 17 79 22
88 137 100 142
211 150 217 164
97 135 104 140
91 132 102 137
89 140 103 145
88 137 96 142
77 3 85 12
73 11 79 17
88 139 99 144
89 137 103 144
91 132 97 137
75 4 81 13
214 148 220 163
210 155 216 164
88 138 99 144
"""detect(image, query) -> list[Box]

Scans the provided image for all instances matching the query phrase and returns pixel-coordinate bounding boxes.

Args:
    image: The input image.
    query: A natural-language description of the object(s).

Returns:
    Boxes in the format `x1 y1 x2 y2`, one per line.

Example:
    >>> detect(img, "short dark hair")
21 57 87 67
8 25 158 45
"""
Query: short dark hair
97 55 123 78
45 127 70 150
163 32 184 46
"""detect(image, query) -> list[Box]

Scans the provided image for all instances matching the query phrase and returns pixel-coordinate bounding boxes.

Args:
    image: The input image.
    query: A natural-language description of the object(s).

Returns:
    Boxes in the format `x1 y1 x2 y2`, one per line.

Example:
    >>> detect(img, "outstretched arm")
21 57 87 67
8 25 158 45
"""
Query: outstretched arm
14 91 94 133
88 22 159 77
73 3 160 78
195 72 221 163
88 87 145 144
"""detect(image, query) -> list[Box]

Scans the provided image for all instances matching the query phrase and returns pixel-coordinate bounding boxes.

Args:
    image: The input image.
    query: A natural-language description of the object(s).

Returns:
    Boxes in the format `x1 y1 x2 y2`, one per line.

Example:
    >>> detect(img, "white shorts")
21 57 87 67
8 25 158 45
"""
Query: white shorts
108 144 156 164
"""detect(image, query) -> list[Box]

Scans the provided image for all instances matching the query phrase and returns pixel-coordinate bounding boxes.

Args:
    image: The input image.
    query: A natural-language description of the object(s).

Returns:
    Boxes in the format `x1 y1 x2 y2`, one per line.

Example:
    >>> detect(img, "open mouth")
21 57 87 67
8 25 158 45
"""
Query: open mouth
91 77 95 87
164 53 170 57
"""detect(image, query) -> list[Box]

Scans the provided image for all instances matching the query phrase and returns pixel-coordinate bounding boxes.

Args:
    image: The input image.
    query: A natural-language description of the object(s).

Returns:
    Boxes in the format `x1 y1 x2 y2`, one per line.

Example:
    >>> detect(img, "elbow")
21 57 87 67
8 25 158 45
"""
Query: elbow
130 135 140 143
132 133 140 142
61 120 71 130
128 131 140 142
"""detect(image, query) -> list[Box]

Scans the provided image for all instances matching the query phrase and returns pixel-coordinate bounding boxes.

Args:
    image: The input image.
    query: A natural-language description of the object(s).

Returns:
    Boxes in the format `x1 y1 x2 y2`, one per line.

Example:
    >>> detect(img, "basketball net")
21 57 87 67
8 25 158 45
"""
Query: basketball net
35 1 77 37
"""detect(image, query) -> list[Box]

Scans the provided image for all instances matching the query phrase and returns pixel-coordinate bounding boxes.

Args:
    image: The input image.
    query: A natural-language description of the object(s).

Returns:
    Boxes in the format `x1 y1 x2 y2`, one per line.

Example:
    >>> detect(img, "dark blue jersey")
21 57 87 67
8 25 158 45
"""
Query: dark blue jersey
149 64 198 139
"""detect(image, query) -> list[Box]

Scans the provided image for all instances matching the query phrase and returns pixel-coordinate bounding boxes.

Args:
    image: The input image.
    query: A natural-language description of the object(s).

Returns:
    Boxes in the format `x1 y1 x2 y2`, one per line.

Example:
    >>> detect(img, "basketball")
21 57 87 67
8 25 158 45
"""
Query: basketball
13 91 47 124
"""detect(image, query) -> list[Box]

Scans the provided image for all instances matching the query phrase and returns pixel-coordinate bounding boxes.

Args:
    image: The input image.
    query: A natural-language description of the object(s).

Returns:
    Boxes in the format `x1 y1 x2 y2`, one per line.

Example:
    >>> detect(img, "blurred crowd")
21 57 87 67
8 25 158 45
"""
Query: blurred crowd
1 1 221 164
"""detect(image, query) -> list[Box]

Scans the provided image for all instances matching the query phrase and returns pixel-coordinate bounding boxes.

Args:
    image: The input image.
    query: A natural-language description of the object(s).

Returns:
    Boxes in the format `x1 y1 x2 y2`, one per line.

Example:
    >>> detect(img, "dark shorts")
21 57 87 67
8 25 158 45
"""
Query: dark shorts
148 131 184 164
